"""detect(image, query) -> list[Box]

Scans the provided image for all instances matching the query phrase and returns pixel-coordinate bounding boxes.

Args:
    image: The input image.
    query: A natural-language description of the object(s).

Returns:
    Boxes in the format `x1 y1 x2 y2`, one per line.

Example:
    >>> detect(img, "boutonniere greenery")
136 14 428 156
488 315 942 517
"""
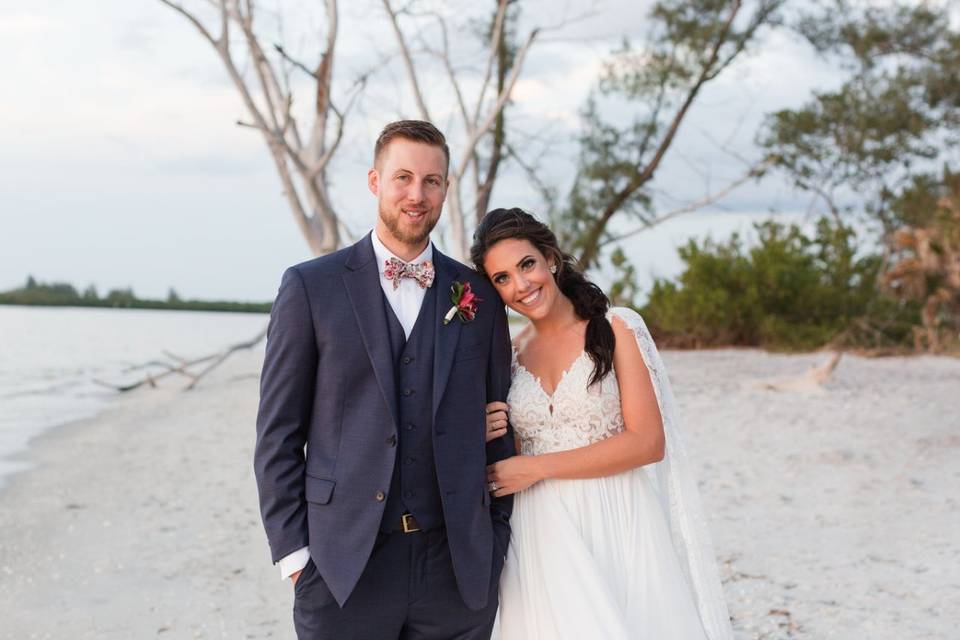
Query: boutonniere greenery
443 281 481 325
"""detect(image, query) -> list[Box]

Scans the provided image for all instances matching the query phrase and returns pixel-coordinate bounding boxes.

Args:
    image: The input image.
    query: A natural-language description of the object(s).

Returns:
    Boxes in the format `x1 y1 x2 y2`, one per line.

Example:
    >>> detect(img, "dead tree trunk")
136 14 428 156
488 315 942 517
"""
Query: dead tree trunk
159 0 362 256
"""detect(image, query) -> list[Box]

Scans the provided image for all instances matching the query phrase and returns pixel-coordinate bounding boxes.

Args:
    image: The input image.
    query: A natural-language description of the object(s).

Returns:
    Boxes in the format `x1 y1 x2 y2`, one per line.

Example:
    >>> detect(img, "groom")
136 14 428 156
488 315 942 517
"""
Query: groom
254 120 514 639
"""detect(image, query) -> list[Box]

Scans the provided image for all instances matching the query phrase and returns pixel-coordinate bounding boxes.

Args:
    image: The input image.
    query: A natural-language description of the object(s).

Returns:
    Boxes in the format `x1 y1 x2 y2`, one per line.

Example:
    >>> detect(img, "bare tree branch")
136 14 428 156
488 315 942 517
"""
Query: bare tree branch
474 10 510 222
427 12 471 130
472 0 510 128
159 0 347 257
444 25 539 258
382 0 432 121
308 66 373 181
273 43 315 78
503 140 557 212
237 1 283 132
599 156 776 247
800 180 844 224
158 0 220 46
452 27 538 180
578 0 744 266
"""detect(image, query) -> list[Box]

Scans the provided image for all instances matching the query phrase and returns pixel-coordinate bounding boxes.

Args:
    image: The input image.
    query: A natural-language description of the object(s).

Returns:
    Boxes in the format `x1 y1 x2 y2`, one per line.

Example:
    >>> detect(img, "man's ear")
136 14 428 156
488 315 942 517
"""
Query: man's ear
368 168 379 196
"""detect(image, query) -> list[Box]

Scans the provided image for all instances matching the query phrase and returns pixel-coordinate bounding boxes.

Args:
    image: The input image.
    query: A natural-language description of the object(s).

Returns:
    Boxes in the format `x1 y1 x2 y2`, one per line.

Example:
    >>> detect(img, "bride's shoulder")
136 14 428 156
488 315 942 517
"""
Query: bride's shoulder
606 307 658 355
605 306 647 330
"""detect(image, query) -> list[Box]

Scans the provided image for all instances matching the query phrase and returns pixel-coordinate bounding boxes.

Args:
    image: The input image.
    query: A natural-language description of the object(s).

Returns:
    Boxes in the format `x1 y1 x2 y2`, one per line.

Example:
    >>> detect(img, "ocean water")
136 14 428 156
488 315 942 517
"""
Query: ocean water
0 305 268 488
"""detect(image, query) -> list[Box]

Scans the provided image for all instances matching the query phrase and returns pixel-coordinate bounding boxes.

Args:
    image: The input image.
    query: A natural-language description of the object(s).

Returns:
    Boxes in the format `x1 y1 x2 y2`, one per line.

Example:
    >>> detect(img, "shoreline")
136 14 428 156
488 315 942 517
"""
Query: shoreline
1 348 957 639
0 394 118 494
0 350 282 639
0 305 271 493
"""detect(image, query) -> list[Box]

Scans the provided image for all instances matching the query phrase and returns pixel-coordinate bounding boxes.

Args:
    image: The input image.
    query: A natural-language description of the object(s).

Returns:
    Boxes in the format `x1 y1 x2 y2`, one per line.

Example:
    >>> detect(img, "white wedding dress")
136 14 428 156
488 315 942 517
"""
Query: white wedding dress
498 307 733 640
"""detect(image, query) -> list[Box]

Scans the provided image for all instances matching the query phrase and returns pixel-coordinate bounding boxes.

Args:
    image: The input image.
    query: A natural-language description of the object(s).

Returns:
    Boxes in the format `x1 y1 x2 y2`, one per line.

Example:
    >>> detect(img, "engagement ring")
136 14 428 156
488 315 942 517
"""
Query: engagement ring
488 481 499 492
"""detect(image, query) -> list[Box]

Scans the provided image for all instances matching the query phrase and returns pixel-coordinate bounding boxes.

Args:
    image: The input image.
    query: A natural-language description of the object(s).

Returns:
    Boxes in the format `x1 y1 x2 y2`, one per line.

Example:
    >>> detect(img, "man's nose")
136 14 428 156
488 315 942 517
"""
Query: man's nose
407 180 426 202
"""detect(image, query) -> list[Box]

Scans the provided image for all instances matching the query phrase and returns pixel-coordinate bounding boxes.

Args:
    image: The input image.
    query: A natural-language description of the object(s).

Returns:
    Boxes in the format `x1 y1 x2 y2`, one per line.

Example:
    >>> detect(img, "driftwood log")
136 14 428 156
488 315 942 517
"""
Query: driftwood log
752 351 843 393
94 326 267 392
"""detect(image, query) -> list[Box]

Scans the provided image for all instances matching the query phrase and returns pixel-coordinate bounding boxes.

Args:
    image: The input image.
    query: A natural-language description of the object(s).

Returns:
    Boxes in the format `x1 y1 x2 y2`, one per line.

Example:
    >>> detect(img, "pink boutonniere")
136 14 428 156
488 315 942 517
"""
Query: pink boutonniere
443 281 482 325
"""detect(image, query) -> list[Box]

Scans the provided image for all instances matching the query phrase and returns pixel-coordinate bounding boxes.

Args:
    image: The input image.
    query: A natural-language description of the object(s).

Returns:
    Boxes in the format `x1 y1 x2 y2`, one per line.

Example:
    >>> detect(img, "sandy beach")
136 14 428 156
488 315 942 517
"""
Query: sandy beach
1 347 957 639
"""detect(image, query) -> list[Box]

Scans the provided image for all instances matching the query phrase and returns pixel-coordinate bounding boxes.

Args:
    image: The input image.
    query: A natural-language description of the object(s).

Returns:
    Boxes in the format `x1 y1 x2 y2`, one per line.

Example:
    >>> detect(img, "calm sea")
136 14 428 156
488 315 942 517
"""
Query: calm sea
0 305 268 488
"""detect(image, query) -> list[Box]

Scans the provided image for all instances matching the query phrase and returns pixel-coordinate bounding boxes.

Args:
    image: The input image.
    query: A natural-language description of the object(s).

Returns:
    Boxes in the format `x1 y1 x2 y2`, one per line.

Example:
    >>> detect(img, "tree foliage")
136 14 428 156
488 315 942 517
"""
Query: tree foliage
744 0 960 351
560 0 783 273
761 1 960 229
642 217 917 350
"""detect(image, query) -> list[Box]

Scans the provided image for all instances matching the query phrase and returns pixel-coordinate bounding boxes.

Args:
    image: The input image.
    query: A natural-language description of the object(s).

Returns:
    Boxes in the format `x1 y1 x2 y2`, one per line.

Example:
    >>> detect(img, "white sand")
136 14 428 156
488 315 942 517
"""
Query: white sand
0 348 957 639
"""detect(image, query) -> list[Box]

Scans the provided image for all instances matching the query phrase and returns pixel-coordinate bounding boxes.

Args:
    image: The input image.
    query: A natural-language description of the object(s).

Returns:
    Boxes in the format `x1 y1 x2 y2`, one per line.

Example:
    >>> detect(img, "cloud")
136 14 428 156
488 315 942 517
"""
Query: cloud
152 152 266 177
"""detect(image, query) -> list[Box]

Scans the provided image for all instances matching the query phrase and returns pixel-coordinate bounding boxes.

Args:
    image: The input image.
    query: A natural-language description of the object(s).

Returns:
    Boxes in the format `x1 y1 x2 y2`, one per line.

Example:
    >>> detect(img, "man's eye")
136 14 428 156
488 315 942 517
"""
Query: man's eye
427 178 440 186
396 175 410 181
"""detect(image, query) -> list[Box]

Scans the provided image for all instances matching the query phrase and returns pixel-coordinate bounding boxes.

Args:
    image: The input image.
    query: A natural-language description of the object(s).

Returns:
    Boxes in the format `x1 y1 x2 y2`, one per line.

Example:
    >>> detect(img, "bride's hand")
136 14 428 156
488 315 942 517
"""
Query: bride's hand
487 455 542 497
485 401 509 443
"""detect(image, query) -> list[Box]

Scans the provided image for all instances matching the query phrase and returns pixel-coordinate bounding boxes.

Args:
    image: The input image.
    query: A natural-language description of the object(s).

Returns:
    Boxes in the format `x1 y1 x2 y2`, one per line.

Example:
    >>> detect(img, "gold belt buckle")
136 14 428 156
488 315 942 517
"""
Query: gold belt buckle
401 513 421 533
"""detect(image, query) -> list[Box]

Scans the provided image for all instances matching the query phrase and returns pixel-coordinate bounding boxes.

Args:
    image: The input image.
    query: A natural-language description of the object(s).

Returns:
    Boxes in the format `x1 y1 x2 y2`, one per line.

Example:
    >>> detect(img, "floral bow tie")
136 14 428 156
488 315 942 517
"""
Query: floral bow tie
383 257 435 290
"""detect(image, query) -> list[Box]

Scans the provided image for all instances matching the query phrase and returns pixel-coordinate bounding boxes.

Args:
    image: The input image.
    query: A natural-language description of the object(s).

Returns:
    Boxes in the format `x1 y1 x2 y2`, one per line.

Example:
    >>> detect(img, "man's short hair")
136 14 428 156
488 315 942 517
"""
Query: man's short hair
374 120 450 175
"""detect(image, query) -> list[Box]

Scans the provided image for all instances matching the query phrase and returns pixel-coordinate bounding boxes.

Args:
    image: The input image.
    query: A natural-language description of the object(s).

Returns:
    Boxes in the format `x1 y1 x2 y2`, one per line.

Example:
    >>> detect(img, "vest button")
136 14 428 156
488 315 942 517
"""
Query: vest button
403 389 414 397
375 490 385 501
404 490 415 499
405 456 415 465
405 423 415 431
386 434 397 447
402 356 413 364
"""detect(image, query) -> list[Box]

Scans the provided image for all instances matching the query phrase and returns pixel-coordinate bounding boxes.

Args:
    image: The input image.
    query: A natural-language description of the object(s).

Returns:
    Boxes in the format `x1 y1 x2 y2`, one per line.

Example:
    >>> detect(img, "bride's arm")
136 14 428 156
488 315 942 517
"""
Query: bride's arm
486 316 665 495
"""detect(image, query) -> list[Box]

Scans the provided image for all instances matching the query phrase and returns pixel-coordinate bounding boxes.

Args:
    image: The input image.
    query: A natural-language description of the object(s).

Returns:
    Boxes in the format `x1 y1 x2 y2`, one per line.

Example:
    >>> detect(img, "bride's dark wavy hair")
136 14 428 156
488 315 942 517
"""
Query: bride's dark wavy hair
470 208 614 387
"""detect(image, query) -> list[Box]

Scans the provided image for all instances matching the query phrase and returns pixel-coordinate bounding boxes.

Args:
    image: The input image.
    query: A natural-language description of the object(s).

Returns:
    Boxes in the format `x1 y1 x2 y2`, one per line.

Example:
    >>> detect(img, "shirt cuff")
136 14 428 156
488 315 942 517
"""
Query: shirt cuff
277 546 310 580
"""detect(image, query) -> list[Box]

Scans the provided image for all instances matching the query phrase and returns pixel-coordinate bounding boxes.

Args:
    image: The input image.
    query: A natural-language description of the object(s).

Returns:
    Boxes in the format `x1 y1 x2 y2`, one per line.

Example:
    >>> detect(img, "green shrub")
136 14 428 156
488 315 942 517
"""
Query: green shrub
642 217 915 350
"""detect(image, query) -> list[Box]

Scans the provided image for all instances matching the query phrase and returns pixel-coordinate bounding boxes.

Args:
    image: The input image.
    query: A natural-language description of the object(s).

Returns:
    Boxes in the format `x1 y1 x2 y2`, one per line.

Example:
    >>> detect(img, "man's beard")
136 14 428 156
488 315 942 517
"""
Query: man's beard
379 204 439 247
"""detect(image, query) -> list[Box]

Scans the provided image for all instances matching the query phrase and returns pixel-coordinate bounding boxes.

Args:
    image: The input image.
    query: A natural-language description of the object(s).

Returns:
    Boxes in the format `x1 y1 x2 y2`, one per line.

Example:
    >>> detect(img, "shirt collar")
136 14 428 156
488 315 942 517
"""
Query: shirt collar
371 229 433 270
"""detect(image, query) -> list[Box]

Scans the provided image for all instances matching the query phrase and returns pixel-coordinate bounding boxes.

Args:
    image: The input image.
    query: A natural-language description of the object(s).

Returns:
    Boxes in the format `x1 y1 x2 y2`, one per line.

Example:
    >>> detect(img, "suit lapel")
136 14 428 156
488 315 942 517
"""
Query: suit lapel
432 251 463 420
342 234 400 429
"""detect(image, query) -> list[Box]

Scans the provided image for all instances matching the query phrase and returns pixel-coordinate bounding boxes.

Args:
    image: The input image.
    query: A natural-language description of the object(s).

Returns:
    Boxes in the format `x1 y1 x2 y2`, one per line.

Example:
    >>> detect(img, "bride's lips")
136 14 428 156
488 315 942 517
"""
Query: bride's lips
517 287 542 307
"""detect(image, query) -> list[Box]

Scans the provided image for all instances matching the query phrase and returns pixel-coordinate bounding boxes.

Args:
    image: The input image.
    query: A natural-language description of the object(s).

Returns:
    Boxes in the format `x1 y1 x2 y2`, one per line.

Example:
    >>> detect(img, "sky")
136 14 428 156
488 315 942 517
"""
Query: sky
0 0 841 302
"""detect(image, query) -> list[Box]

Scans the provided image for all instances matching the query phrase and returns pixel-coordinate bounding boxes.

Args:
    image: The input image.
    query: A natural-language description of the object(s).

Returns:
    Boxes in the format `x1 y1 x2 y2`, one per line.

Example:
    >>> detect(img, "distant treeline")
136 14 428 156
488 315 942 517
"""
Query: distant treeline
0 276 271 314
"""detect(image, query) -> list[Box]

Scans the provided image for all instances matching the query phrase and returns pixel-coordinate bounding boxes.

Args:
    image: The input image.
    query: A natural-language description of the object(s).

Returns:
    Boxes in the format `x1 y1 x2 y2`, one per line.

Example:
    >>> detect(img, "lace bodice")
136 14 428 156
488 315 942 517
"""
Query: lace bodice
508 347 626 456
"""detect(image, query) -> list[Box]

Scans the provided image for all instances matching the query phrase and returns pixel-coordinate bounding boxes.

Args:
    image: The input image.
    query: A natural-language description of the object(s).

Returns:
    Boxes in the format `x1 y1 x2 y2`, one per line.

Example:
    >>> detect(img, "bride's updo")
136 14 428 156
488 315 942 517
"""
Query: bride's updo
470 208 615 387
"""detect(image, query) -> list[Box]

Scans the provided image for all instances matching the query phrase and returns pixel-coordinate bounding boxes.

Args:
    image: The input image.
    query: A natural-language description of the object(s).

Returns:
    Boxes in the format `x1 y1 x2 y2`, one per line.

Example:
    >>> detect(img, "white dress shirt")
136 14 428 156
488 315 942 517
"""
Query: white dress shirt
277 230 433 579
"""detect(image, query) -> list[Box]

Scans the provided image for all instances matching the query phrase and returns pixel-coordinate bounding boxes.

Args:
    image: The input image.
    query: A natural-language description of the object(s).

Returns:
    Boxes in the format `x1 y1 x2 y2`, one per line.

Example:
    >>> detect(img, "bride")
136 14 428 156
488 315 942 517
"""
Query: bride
470 208 733 640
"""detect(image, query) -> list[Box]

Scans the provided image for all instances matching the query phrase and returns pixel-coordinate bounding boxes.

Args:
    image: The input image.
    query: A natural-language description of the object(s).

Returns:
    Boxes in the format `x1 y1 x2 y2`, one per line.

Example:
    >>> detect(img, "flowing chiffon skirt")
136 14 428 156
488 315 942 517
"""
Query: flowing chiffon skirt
498 467 708 640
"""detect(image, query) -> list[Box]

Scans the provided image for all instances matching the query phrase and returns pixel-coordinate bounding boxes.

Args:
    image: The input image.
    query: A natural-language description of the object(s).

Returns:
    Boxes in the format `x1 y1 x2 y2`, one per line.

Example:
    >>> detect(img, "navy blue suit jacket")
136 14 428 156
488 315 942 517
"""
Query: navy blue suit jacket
254 233 514 610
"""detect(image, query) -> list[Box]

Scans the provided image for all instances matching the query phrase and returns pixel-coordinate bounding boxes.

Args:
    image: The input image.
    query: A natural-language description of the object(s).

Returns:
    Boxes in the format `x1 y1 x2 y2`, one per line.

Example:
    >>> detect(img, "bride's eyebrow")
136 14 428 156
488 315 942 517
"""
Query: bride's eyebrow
490 255 535 279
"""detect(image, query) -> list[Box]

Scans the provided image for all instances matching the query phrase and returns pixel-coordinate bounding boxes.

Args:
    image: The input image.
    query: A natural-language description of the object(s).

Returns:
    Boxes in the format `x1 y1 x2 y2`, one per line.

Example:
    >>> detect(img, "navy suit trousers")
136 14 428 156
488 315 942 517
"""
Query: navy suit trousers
292 529 502 640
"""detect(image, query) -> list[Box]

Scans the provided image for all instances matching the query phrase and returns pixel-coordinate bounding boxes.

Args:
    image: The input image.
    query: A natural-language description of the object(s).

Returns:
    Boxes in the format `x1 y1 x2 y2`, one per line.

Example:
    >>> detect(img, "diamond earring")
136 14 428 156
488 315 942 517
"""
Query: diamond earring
549 265 557 274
